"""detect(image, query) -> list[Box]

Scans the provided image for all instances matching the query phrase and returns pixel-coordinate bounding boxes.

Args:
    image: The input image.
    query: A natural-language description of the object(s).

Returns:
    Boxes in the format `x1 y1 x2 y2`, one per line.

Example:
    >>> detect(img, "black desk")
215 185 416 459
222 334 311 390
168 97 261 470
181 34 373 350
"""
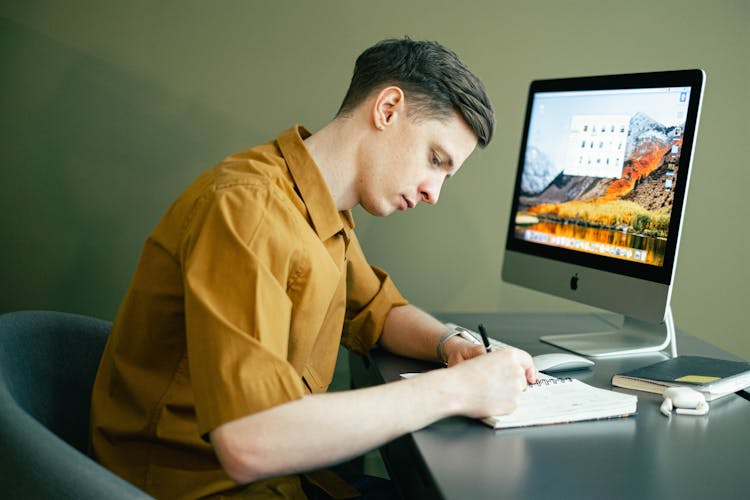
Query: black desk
349 313 750 500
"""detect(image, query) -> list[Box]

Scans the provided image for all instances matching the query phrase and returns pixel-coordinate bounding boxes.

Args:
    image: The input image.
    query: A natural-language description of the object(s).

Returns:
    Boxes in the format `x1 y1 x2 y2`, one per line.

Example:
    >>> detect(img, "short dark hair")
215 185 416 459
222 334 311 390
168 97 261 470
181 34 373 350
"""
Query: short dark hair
337 38 495 147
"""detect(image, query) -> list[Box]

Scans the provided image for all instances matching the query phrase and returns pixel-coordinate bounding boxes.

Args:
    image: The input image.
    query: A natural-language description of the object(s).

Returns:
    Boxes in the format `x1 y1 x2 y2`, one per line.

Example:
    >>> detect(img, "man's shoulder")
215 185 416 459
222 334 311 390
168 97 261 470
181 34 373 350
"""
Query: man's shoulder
197 139 300 211
213 139 287 188
211 163 303 220
151 133 312 250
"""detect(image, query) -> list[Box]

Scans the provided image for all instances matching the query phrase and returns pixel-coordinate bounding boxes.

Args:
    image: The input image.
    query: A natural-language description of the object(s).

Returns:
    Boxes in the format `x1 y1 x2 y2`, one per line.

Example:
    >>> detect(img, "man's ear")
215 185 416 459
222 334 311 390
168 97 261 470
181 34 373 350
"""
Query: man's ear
372 86 405 130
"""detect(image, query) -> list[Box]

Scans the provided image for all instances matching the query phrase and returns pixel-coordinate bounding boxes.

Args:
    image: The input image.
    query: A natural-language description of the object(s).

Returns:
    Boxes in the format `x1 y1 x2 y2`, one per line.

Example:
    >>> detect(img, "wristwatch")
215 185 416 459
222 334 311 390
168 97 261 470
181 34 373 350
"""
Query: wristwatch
436 324 481 365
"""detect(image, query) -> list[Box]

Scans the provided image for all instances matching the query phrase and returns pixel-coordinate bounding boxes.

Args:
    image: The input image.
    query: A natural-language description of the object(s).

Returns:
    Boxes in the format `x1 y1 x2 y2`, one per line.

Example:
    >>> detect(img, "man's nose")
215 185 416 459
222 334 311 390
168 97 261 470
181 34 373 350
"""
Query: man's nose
419 178 444 205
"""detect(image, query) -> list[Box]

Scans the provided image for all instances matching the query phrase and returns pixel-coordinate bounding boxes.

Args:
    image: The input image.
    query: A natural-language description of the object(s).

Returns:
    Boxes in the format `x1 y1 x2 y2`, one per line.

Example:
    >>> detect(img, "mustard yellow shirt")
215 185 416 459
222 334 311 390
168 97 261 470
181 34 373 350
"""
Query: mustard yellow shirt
90 126 408 498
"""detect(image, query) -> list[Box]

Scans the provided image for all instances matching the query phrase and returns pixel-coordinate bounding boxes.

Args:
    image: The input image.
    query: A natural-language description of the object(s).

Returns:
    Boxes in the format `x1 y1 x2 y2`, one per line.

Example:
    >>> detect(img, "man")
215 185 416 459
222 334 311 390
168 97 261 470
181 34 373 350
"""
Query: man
90 38 537 498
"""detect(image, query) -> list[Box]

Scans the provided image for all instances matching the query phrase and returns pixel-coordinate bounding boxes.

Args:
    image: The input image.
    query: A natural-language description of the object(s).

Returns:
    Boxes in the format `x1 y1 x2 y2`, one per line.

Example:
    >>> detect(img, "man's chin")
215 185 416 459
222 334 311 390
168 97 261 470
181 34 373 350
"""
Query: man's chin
361 203 396 217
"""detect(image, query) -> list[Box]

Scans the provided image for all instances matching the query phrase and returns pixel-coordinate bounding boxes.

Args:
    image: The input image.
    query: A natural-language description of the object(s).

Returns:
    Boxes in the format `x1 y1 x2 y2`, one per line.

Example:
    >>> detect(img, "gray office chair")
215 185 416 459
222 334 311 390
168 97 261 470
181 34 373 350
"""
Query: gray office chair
0 310 151 498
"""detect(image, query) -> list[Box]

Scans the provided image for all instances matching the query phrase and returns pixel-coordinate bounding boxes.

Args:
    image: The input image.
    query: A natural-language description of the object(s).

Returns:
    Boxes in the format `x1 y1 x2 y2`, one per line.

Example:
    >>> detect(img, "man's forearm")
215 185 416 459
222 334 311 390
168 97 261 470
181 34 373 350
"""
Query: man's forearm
211 367 461 484
379 304 472 363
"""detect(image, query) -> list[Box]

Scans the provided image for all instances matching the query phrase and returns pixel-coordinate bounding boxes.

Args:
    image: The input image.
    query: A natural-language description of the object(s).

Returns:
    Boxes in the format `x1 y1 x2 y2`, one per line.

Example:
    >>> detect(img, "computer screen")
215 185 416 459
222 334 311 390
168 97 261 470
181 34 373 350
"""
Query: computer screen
502 70 705 357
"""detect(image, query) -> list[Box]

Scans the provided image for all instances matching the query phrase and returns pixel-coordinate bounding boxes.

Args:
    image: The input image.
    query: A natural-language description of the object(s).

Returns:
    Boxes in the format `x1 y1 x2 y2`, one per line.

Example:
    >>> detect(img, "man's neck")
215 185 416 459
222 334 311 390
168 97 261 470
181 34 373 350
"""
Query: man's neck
303 118 362 211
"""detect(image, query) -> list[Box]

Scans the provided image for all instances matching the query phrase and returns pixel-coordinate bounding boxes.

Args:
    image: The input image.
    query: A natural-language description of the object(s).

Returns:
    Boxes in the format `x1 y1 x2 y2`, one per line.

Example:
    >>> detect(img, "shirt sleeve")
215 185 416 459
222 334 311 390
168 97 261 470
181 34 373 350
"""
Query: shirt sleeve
342 231 409 354
180 183 307 437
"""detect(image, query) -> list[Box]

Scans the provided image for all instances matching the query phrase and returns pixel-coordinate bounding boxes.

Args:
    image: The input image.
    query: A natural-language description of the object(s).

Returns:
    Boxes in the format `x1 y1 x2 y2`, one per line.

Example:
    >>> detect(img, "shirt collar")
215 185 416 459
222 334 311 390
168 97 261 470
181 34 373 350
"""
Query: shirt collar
277 125 354 241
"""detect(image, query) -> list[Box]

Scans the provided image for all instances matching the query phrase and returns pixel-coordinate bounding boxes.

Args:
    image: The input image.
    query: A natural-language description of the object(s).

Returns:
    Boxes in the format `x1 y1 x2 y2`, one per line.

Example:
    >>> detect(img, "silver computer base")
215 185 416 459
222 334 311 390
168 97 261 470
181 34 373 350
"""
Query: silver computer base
541 305 677 358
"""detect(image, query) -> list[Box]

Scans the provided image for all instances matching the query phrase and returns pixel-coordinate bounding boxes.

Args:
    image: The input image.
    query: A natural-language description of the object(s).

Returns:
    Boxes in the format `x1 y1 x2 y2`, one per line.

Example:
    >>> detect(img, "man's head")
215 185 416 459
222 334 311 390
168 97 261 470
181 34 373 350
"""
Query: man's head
308 38 494 215
337 37 494 148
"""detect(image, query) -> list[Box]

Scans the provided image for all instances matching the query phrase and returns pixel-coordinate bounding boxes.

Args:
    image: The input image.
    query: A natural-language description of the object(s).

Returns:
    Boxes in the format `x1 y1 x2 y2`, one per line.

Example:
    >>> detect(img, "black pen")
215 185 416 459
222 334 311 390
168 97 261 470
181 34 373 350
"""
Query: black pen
478 324 492 353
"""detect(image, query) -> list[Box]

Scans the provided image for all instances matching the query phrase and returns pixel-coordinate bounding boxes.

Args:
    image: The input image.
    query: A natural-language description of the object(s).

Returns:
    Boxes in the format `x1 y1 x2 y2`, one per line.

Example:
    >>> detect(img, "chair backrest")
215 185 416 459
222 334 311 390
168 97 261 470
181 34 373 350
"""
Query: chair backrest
0 310 110 451
0 310 152 498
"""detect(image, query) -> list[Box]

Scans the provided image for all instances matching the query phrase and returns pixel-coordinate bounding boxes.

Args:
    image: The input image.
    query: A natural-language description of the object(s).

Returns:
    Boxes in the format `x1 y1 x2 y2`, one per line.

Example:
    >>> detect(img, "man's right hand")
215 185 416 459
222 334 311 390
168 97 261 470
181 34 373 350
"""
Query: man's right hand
440 347 537 418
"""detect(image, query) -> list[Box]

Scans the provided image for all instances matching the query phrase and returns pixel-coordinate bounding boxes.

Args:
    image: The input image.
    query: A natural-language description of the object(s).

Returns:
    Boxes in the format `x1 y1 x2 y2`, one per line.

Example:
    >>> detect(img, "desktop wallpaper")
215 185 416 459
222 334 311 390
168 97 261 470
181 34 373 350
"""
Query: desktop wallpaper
515 89 690 267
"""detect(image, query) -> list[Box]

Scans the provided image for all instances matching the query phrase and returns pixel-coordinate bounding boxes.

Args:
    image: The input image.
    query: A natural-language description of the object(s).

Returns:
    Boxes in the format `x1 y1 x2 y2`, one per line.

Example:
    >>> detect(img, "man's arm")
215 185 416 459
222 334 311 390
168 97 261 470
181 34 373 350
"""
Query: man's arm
211 345 535 484
379 304 489 366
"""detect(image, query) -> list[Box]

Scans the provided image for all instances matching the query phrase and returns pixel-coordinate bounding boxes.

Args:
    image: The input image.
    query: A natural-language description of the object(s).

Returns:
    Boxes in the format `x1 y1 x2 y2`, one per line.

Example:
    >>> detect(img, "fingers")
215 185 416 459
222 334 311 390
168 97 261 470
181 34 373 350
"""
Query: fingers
487 347 536 384
525 366 539 386
446 336 538 387
509 348 538 385
458 347 537 416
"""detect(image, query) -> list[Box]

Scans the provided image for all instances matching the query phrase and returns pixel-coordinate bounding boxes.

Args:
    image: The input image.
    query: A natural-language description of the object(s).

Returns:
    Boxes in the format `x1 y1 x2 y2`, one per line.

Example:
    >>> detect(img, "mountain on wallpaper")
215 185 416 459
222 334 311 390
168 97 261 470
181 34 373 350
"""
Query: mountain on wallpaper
518 113 684 238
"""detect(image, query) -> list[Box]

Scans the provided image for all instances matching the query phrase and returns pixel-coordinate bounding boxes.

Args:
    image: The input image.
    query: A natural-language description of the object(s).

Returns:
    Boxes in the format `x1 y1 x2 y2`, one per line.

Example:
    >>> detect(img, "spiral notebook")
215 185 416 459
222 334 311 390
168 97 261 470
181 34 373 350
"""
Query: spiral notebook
483 374 637 429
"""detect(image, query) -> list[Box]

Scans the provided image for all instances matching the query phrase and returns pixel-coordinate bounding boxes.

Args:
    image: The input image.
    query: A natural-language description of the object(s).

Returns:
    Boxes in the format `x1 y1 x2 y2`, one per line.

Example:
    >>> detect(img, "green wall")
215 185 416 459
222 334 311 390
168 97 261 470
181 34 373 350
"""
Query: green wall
1 1 748 359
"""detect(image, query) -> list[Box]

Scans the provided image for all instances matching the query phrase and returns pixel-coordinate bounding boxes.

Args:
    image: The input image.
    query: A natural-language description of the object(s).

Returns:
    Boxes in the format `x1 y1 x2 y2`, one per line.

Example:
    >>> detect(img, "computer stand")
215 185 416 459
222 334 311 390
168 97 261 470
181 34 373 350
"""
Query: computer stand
540 305 677 358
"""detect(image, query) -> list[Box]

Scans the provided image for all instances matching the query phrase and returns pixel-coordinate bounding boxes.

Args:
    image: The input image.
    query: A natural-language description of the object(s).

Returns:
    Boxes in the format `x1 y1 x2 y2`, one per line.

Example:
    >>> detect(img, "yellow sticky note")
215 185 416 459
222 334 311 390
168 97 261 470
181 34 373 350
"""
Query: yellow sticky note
676 375 720 384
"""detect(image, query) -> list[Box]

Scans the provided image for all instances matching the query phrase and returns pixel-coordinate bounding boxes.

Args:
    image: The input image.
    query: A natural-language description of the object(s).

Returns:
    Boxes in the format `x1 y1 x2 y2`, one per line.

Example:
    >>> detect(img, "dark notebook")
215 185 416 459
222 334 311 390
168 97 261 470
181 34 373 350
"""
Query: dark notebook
611 355 750 401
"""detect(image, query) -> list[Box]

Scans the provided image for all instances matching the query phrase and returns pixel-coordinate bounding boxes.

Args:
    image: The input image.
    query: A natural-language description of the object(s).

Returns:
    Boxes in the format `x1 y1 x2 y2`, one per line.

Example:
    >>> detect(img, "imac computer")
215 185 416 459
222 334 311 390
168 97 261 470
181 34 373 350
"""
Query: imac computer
502 70 705 358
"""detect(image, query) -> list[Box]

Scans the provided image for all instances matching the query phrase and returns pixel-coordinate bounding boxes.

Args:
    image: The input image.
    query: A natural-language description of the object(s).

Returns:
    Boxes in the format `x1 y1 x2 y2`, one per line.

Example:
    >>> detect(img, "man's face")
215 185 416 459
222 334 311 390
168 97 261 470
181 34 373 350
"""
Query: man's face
358 110 478 216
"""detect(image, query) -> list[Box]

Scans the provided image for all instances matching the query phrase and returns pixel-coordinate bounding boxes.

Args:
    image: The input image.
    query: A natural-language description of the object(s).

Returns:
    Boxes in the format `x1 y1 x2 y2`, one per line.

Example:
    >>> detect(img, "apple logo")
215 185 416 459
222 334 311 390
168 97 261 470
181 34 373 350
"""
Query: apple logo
570 273 579 291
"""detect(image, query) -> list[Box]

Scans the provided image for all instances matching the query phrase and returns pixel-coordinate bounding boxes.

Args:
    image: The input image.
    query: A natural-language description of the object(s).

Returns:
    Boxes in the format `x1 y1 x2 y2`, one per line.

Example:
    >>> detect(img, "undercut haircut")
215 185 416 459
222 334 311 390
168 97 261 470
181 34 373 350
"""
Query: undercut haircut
337 37 495 147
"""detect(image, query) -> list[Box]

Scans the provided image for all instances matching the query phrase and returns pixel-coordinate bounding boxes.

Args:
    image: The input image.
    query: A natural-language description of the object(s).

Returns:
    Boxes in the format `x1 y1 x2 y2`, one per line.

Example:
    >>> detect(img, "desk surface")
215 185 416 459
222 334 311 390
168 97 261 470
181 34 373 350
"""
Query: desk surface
350 312 750 500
